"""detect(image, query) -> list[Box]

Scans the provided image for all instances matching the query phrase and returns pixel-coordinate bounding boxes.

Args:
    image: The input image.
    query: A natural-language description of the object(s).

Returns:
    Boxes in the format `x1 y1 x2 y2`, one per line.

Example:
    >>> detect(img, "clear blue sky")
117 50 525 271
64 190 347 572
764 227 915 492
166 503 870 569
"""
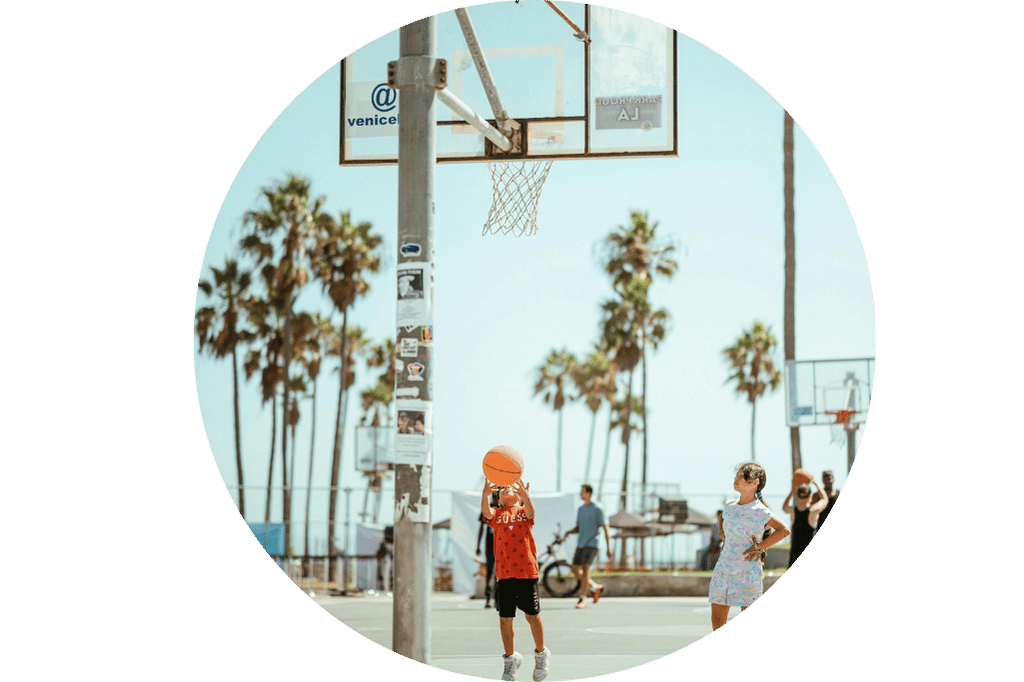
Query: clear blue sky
194 2 874 558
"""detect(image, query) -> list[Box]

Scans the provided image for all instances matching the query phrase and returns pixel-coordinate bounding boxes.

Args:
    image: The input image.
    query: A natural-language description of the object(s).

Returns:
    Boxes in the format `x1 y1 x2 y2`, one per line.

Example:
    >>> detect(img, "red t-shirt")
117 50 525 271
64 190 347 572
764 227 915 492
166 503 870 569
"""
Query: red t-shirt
488 505 539 580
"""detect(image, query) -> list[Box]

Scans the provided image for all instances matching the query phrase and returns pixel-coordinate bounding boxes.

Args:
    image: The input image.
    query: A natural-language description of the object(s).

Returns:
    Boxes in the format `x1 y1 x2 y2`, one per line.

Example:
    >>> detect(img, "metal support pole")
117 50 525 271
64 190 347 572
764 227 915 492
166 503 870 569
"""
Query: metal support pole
391 16 435 665
846 424 857 475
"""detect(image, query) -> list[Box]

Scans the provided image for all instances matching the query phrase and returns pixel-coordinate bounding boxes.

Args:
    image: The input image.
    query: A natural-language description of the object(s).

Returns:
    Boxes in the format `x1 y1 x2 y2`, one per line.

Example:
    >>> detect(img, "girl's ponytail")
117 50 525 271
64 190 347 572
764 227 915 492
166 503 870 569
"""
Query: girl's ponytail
739 461 770 510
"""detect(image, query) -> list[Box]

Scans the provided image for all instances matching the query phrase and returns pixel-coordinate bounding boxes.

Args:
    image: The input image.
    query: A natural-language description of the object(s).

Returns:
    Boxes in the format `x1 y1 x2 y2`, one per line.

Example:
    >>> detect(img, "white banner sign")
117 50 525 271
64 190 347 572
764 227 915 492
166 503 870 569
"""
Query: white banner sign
449 491 576 594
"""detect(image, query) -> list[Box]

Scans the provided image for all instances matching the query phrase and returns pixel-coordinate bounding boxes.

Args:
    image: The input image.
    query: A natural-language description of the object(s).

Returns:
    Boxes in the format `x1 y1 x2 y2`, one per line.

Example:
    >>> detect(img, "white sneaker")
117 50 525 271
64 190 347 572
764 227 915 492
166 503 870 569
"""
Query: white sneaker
501 651 523 681
533 647 551 681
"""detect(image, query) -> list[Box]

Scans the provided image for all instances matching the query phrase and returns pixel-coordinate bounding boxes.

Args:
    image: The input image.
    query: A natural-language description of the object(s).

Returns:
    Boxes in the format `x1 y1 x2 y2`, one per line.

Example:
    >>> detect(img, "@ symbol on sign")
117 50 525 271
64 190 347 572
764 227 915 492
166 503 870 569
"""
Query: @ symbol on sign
372 83 397 112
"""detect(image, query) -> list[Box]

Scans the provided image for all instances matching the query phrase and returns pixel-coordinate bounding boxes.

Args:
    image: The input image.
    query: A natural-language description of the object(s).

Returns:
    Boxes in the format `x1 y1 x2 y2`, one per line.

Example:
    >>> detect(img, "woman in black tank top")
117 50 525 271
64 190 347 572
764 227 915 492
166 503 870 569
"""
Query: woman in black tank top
783 479 828 567
788 506 813 566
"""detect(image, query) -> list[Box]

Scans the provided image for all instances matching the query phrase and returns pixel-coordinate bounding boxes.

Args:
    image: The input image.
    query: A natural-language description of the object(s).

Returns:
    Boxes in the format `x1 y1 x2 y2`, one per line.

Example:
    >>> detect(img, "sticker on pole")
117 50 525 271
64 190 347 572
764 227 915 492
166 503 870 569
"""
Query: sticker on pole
397 262 428 326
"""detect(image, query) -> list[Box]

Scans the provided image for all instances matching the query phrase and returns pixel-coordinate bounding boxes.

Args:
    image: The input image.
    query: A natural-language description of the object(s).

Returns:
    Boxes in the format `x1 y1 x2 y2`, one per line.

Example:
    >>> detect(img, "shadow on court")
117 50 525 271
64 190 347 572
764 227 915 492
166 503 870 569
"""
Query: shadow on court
315 593 738 680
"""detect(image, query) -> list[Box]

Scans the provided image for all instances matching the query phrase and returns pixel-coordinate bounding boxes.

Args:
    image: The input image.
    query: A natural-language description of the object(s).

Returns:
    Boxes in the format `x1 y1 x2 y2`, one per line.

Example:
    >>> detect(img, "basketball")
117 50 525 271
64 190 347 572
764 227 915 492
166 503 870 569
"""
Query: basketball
482 445 524 487
793 468 812 487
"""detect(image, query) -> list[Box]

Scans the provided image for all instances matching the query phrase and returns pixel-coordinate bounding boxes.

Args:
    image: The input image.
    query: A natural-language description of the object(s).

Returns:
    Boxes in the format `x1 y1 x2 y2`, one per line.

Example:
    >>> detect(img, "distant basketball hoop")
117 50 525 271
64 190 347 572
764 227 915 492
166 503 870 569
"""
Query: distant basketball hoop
784 358 873 474
824 409 857 445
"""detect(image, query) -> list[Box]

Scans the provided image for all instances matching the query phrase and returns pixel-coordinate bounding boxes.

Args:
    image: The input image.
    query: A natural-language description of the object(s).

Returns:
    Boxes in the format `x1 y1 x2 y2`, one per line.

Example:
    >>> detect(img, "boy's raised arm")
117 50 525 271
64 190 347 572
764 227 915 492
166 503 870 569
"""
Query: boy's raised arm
514 480 535 520
481 481 495 520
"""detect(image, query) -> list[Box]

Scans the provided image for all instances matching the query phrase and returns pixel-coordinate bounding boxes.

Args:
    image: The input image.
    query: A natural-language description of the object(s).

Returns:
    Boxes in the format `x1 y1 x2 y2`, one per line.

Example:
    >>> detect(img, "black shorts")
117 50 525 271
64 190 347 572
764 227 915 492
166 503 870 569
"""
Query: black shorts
572 546 599 566
495 578 540 618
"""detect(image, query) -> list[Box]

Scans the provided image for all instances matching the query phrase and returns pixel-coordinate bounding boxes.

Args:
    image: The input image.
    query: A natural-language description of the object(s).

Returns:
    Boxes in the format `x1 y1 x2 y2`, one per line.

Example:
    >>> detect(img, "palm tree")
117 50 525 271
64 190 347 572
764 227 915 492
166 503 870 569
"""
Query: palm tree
605 393 643 567
361 338 397 427
723 321 782 460
598 212 677 507
357 337 397 525
599 211 678 291
783 110 802 475
241 175 325 558
533 349 579 492
196 258 254 519
312 211 381 577
570 347 616 485
276 310 317 566
599 293 642 513
301 314 335 565
333 324 372 566
240 294 284 524
631 284 670 501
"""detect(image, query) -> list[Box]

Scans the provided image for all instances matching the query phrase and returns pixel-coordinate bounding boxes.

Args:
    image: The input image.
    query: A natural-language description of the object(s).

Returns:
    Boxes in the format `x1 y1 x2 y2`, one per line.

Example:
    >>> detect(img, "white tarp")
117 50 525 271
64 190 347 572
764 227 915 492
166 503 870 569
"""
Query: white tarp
355 524 385 590
449 490 576 595
352 523 443 591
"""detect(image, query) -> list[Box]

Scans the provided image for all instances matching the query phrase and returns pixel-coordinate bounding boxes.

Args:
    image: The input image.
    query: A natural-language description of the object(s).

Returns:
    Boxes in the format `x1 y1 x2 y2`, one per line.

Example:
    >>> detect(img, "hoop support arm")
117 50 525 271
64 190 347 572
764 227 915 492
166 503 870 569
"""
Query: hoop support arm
436 87 516 152
454 8 514 136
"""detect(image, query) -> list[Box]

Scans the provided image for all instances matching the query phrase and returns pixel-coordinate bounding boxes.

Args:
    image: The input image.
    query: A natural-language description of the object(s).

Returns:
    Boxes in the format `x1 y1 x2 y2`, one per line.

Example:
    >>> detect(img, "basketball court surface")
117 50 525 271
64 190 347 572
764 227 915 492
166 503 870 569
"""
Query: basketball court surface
315 593 736 679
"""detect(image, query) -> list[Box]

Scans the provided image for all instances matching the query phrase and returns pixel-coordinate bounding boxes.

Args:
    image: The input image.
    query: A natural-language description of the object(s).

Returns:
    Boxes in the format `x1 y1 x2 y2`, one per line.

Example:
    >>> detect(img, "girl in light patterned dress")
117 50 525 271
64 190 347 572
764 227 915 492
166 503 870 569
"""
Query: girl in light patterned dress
709 462 790 630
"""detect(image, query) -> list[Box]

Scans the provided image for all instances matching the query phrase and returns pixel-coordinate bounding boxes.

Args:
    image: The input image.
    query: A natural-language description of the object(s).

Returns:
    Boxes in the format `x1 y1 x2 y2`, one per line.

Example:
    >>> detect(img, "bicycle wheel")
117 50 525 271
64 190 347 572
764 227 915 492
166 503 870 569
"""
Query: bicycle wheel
542 560 580 598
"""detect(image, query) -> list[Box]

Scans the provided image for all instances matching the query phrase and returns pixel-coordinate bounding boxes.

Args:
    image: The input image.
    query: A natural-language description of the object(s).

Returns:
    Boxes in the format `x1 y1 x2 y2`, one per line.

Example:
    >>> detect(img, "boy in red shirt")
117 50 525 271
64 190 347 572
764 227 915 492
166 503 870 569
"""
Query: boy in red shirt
481 478 551 681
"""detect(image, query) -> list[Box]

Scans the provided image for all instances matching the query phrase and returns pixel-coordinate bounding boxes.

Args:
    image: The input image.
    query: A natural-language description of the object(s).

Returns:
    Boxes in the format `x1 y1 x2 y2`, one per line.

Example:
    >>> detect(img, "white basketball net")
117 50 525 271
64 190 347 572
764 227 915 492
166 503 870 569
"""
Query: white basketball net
482 160 553 237
829 423 847 445
828 410 857 445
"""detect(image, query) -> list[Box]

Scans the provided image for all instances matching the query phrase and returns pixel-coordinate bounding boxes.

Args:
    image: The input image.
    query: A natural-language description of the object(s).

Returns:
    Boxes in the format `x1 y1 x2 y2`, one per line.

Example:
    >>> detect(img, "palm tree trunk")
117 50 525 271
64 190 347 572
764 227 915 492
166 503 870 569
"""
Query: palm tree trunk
619 368 635 569
282 298 293 560
231 345 245 520
327 312 348 582
750 399 757 461
556 408 563 492
265 392 277 524
584 409 597 483
304 375 317 563
640 338 650 571
783 110 802 475
284 421 296 561
619 369 634 513
598 409 612 502
641 334 648 504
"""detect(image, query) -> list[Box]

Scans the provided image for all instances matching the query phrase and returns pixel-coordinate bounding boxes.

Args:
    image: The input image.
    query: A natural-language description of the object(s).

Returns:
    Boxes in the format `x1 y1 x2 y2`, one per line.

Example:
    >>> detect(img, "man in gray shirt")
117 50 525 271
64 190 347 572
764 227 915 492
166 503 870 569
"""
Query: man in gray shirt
562 484 612 609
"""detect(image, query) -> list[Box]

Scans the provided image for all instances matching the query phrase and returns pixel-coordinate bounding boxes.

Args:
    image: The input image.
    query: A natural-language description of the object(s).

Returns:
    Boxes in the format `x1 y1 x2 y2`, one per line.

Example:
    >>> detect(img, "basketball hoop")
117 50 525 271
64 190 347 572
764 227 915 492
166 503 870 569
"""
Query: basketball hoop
824 409 857 445
482 159 553 237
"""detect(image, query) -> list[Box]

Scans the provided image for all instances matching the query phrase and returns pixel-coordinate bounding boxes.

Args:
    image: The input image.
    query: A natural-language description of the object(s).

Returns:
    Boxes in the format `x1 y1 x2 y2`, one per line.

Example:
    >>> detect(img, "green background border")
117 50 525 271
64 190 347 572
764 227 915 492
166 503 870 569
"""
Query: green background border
9 0 1007 671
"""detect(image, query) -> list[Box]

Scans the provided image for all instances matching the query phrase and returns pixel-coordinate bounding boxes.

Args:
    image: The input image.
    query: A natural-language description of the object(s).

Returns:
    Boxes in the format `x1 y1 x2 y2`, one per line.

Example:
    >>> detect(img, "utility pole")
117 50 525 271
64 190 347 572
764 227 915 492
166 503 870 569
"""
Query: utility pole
783 110 801 475
390 15 438 664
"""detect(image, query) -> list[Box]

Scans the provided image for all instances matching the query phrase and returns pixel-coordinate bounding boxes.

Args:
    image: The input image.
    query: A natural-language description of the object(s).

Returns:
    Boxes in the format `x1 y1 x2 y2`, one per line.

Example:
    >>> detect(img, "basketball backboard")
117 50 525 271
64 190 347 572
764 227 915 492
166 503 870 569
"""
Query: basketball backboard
355 425 396 472
340 2 677 164
783 357 875 428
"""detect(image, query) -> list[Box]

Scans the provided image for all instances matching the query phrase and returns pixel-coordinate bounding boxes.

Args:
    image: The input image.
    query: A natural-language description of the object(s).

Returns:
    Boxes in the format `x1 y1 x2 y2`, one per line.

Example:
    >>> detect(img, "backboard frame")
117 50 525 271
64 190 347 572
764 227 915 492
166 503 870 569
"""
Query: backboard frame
783 357 875 428
339 3 678 165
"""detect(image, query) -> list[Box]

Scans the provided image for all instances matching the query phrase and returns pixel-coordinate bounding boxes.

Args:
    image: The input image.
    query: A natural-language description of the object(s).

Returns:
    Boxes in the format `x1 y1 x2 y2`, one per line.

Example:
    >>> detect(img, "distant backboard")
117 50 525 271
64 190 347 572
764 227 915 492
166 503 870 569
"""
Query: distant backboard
355 425 396 472
658 497 688 524
340 2 677 164
784 358 875 428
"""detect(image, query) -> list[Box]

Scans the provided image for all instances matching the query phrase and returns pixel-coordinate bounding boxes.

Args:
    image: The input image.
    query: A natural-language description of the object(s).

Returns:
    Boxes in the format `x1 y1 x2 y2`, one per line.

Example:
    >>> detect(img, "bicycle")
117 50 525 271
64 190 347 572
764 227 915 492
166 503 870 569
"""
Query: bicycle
537 525 580 598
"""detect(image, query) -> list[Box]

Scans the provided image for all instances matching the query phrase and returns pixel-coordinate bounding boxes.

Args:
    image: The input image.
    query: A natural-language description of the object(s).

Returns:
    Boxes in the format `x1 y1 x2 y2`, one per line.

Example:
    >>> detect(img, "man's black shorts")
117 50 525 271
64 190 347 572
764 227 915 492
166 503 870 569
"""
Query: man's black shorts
495 578 540 618
572 546 599 566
